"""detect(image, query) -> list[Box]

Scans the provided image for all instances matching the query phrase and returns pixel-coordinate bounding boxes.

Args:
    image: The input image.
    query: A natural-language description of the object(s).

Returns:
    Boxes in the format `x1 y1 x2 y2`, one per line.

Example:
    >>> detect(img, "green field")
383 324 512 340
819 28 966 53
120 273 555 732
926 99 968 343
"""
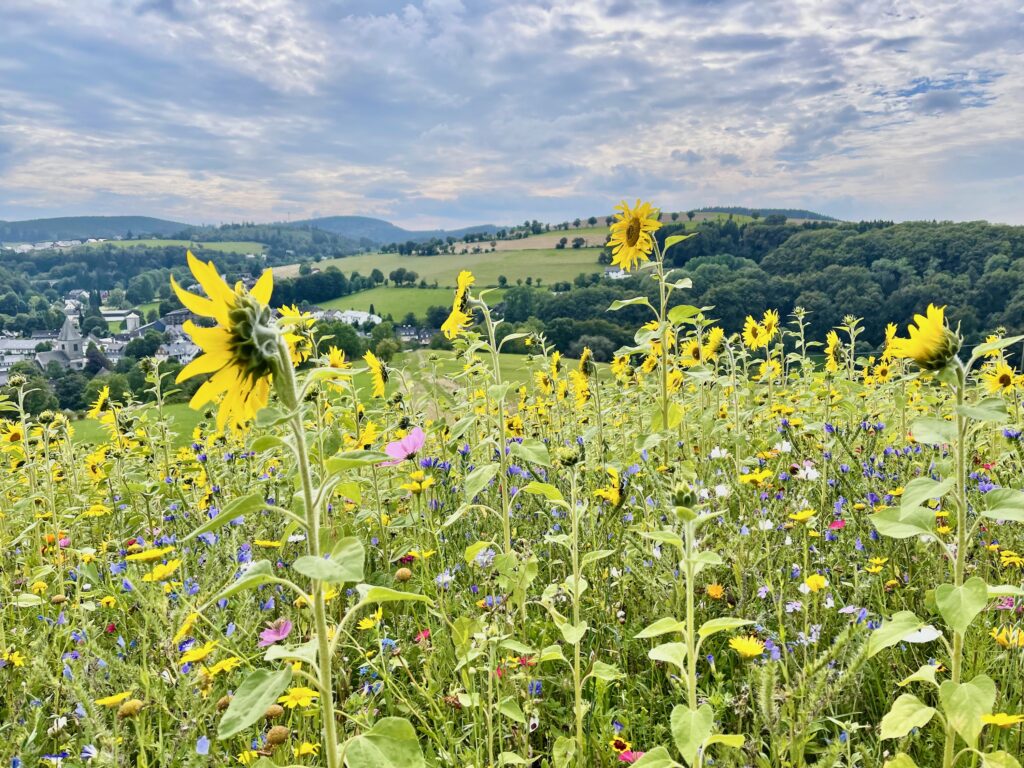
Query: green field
69 351 559 442
72 401 204 446
79 239 265 254
319 285 507 319
278 247 604 287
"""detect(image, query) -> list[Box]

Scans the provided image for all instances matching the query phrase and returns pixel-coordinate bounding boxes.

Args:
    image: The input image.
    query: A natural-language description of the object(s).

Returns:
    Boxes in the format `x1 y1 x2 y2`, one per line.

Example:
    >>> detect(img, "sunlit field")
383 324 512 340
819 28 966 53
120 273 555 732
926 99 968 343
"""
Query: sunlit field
5 204 1024 768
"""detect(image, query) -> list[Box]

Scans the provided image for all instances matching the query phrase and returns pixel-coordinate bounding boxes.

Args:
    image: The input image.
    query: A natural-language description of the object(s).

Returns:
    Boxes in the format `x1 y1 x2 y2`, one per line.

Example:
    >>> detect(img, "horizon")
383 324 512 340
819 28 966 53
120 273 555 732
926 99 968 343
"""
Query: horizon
2 1 1023 227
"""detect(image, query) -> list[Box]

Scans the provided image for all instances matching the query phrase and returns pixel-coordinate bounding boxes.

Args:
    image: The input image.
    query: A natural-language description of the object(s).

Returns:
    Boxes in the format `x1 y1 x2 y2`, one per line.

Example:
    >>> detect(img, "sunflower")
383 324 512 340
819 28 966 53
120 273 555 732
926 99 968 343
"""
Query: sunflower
758 359 781 382
442 271 475 340
888 304 960 371
761 309 780 341
364 351 388 398
873 360 893 383
608 199 662 271
172 251 278 430
0 422 24 451
743 316 768 350
729 635 765 659
824 330 840 374
984 361 1018 395
87 386 109 420
278 304 315 365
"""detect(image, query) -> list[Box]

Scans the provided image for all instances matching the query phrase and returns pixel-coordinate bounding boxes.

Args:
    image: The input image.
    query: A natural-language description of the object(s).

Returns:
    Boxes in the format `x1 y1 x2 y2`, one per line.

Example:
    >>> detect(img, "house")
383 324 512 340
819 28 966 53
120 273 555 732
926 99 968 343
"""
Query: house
157 339 199 364
604 266 629 280
396 325 436 345
315 309 382 326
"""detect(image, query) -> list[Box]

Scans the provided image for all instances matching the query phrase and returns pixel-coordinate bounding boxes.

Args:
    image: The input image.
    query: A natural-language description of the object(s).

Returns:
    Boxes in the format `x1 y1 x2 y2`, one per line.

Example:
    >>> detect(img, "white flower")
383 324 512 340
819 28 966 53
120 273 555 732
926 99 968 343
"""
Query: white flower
698 488 710 500
758 519 775 531
774 440 793 453
652 544 662 560
784 535 793 546
824 594 835 608
710 446 729 459
714 484 730 498
798 583 811 595
795 462 820 481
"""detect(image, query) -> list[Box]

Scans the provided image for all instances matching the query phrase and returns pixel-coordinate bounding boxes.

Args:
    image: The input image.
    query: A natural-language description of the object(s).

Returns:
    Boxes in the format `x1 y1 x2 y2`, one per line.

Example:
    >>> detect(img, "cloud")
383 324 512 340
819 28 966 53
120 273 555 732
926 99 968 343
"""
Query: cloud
0 0 1022 225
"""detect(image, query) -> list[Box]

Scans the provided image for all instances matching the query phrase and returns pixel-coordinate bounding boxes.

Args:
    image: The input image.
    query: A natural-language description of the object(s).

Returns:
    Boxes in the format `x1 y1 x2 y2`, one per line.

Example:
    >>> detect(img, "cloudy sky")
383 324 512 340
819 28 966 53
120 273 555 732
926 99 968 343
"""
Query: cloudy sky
1 0 1022 228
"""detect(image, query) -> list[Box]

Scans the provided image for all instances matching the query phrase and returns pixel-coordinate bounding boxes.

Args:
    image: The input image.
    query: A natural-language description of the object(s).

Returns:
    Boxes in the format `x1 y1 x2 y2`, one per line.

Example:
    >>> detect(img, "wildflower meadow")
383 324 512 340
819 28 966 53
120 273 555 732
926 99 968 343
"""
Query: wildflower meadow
5 201 1024 768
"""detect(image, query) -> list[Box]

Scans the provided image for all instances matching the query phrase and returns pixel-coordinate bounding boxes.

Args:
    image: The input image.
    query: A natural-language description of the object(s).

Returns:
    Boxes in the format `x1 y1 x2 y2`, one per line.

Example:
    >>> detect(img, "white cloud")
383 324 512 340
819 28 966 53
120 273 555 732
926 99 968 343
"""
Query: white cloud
0 0 1021 225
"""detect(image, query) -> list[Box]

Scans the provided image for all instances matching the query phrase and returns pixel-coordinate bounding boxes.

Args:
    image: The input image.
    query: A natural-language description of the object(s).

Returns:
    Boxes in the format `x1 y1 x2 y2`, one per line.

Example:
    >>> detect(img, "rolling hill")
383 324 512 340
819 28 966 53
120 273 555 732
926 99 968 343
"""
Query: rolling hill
289 215 498 244
0 215 188 242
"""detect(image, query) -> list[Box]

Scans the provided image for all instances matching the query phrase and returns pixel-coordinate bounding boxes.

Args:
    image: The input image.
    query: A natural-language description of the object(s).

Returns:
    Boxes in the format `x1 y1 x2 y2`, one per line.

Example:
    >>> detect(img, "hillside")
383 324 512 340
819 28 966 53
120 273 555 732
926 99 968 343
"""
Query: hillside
290 215 498 244
696 206 838 221
0 215 188 242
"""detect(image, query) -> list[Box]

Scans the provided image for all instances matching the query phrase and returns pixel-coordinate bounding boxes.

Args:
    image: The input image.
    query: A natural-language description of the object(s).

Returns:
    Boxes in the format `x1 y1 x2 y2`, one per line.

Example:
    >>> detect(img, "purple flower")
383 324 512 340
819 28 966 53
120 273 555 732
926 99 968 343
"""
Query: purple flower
382 427 425 466
258 618 293 647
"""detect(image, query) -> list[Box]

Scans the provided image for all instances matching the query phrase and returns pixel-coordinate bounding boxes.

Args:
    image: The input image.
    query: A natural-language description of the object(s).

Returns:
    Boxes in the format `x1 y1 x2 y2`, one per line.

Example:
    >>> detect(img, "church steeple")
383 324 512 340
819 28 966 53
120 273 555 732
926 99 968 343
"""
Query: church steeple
56 314 82 358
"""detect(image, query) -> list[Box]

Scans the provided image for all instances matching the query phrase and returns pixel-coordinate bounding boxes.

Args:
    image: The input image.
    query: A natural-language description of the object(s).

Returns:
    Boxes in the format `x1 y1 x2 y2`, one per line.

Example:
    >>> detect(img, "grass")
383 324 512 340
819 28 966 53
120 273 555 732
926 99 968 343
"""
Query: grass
277 247 604 287
72 401 204 446
318 286 506 319
78 239 265 254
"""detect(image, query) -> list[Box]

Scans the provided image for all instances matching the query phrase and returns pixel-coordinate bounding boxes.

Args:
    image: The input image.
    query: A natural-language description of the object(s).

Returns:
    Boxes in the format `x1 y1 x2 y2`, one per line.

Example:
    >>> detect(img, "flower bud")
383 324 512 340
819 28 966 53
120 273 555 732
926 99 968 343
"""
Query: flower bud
117 699 144 719
395 567 412 582
266 725 290 745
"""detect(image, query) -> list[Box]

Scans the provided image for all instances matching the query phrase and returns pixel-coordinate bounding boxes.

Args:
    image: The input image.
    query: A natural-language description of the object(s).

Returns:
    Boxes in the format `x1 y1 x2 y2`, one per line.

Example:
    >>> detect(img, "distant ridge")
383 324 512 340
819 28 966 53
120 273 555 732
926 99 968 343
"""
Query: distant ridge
696 206 839 221
289 215 498 244
0 215 188 242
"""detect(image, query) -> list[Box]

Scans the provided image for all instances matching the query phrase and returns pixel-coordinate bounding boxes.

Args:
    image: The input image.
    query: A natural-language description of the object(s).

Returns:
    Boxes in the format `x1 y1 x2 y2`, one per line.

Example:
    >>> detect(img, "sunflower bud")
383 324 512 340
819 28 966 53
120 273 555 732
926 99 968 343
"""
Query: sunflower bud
117 699 145 719
266 725 290 746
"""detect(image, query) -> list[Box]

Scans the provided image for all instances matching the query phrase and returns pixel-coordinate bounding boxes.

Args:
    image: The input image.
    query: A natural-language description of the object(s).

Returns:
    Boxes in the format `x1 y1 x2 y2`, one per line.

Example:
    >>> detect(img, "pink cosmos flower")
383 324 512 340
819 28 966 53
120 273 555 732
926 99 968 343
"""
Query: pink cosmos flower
414 628 431 643
829 519 846 530
258 618 293 647
382 427 425 466
618 752 645 763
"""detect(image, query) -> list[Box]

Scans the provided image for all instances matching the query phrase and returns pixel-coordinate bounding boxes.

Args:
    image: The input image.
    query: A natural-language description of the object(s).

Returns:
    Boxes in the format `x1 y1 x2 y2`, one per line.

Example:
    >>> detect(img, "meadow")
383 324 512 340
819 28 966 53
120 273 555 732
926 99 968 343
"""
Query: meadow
4 207 1024 768
275 246 605 287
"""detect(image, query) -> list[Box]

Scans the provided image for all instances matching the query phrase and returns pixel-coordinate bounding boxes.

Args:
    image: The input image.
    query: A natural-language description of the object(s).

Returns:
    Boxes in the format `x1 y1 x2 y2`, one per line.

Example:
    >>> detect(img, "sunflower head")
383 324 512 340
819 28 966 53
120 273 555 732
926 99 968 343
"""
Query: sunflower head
608 199 662 272
173 251 281 429
889 304 960 371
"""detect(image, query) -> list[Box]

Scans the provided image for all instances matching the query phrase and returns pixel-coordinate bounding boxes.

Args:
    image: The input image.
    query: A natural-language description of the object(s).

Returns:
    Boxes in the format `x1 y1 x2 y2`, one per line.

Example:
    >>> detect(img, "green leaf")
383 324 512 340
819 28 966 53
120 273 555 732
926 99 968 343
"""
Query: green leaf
581 549 616 568
982 752 1023 768
552 736 576 768
509 438 550 467
697 617 754 640
636 617 687 639
539 644 567 664
988 584 1024 598
558 620 588 646
498 696 526 724
328 537 366 582
356 585 432 605
255 407 290 428
871 505 937 540
901 477 955 510
520 481 565 503
213 560 276 603
464 463 499 501
639 530 685 551
899 664 939 688
704 734 744 750
326 450 392 473
649 642 688 673
667 304 700 324
971 334 1024 359
499 753 530 766
935 577 988 636
609 296 654 312
632 746 684 768
955 398 1008 423
880 693 936 739
664 233 697 251
671 703 714 766
980 488 1024 522
250 435 286 453
938 674 995 749
868 611 929 658
183 493 267 541
293 554 360 585
588 660 624 682
911 417 956 445
217 667 293 739
263 639 318 667
344 717 425 768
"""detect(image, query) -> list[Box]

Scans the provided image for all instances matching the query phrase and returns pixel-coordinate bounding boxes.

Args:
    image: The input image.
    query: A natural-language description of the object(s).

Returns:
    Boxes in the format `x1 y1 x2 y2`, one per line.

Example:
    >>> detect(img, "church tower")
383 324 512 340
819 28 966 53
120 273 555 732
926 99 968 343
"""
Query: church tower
56 314 84 366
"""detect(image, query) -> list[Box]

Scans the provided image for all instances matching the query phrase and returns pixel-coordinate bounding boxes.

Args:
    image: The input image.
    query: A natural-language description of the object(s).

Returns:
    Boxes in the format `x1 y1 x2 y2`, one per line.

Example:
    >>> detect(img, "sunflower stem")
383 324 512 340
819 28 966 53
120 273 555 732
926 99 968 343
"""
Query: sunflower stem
276 338 343 768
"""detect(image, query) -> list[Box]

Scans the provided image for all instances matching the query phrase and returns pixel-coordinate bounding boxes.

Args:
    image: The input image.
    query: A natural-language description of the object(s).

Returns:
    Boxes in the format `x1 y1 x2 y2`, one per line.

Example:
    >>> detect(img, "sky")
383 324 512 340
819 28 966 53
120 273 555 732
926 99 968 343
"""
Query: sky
1 0 1022 228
